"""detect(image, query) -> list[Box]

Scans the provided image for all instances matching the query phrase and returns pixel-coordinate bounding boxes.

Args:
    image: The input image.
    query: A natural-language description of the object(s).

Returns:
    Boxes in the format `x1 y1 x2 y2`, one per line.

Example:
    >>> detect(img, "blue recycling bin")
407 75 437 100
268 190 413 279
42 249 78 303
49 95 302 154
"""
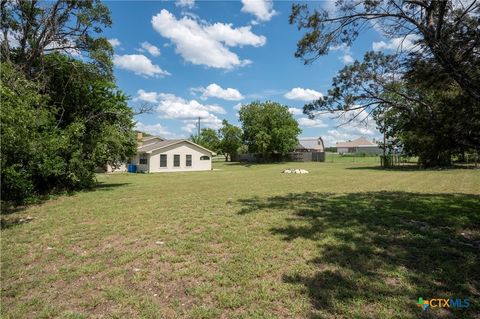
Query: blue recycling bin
127 164 137 173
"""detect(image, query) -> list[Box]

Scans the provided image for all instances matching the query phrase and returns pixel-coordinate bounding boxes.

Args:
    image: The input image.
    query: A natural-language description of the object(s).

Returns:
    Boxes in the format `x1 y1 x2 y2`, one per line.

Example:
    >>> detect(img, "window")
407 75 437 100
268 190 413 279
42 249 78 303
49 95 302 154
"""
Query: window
200 155 210 161
160 154 167 167
186 154 192 167
139 154 148 165
174 154 180 167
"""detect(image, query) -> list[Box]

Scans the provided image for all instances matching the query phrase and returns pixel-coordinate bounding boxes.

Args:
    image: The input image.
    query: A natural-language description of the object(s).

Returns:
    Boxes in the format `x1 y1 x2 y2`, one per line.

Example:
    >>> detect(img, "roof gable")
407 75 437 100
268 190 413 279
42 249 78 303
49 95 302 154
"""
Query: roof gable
336 137 376 148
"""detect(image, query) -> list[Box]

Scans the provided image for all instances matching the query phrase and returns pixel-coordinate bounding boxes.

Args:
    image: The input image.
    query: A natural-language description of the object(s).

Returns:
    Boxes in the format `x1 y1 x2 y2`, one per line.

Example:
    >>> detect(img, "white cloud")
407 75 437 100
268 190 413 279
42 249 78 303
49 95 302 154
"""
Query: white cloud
175 0 195 8
233 103 243 111
288 107 303 116
139 41 161 57
372 34 420 52
195 83 244 101
320 108 380 146
341 54 354 64
206 23 266 47
135 121 175 138
135 89 159 103
113 54 170 77
284 87 323 102
241 0 277 22
298 117 327 128
156 93 226 120
181 115 222 133
108 38 121 47
151 9 265 69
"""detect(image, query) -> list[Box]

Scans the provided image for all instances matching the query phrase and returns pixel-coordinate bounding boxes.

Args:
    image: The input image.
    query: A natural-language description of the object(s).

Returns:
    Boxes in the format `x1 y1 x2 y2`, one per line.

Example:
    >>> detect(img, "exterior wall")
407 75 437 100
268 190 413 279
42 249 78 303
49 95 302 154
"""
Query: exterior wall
337 146 382 155
146 141 212 173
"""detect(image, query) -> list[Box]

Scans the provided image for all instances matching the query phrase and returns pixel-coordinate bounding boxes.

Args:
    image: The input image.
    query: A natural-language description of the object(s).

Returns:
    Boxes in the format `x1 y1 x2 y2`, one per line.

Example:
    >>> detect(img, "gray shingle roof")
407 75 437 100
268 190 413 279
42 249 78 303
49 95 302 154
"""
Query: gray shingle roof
336 137 376 148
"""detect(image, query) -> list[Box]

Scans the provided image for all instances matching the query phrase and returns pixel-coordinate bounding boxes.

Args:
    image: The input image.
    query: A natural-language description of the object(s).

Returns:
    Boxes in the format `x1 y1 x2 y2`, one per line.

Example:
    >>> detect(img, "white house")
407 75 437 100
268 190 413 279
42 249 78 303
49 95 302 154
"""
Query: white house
335 137 382 155
106 133 213 173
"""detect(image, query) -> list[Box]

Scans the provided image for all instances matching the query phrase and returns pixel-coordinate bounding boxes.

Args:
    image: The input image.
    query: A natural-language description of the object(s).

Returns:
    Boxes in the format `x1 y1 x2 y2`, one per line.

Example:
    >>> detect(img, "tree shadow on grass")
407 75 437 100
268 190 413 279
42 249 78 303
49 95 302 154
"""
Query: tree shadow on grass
346 165 478 171
238 192 480 318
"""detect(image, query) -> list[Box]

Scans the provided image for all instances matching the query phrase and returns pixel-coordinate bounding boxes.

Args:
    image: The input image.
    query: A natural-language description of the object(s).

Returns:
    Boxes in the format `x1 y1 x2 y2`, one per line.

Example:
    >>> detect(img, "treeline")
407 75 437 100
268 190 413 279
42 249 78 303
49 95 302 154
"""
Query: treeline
1 1 136 203
192 101 301 161
290 0 480 167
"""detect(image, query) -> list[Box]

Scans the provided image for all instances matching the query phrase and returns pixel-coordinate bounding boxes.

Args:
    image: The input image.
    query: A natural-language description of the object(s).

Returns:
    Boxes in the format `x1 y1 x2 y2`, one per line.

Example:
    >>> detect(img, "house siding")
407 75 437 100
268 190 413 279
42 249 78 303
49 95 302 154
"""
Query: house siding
145 141 212 173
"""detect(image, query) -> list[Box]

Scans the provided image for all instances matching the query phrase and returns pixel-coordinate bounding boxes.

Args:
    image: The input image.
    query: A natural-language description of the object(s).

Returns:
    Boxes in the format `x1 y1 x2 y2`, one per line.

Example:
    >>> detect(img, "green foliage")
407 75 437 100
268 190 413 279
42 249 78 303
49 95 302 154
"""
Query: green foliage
1 58 135 203
218 120 242 161
289 1 480 100
191 128 221 154
1 0 114 78
239 101 301 158
1 2 136 203
374 61 480 167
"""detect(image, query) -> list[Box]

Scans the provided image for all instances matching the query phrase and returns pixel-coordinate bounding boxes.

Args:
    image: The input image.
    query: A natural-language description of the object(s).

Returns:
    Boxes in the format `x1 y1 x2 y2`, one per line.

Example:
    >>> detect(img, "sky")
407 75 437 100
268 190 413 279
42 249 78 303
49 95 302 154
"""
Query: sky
103 0 407 146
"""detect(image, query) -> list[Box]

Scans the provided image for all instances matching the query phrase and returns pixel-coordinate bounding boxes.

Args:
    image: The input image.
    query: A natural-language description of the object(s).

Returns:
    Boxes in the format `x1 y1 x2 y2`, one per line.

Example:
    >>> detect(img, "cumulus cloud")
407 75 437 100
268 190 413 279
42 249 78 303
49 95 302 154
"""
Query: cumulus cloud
372 34 421 52
284 87 323 102
288 107 303 116
298 117 327 128
108 38 121 47
135 89 159 103
113 54 170 77
155 93 225 120
175 0 195 8
194 83 244 101
241 0 277 22
341 54 354 64
135 121 175 138
181 115 223 133
139 41 161 57
151 9 266 69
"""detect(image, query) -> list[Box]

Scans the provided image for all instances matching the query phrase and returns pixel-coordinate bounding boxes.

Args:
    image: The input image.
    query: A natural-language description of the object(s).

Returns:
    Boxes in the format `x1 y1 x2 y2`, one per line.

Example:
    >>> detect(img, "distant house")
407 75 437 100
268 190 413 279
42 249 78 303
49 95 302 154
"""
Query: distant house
295 137 325 152
106 133 213 173
335 137 382 155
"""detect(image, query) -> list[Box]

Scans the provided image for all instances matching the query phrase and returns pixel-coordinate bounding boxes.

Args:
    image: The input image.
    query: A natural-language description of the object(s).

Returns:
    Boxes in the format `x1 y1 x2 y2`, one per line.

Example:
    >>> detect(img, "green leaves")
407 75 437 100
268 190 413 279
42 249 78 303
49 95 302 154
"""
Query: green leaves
239 101 301 157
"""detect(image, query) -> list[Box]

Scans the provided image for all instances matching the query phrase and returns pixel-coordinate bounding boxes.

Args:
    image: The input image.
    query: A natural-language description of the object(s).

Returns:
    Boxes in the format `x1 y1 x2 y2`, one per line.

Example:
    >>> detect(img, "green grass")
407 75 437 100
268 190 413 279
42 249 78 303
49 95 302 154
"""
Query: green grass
2 161 480 318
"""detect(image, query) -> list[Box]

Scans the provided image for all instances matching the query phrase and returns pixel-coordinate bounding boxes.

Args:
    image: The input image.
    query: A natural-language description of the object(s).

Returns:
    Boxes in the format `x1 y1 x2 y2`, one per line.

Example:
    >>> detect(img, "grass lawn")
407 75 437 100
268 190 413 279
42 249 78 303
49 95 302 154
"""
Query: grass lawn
2 161 480 318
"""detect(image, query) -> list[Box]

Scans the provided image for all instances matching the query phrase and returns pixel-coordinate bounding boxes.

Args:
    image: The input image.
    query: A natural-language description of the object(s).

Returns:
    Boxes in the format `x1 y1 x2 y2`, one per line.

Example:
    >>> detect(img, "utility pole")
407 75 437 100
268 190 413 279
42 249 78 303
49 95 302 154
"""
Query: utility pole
197 116 201 137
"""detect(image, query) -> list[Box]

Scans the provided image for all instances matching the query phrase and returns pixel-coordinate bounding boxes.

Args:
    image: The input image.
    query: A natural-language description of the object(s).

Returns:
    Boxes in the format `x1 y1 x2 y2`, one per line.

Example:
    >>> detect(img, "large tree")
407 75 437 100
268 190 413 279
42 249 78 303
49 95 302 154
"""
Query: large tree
1 0 113 78
289 0 480 101
239 101 301 159
1 1 137 203
218 120 243 162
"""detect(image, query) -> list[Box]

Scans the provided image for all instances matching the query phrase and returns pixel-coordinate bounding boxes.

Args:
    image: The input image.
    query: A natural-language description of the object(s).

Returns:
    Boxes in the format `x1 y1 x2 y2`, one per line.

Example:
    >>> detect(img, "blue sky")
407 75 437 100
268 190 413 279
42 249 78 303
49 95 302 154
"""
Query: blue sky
103 0 405 146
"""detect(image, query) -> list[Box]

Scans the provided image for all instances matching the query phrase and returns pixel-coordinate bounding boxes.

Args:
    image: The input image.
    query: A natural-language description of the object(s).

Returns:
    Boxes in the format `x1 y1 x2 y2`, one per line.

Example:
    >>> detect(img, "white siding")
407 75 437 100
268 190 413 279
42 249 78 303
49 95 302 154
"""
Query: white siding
145 141 212 173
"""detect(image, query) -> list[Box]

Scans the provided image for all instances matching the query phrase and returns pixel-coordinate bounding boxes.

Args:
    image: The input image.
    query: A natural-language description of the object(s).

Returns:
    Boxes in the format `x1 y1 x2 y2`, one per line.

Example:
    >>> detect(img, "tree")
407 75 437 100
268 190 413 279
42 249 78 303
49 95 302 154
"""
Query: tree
1 0 113 78
239 101 301 159
190 128 221 154
0 0 137 203
305 49 480 167
1 56 136 203
373 60 480 167
218 120 242 162
289 0 480 101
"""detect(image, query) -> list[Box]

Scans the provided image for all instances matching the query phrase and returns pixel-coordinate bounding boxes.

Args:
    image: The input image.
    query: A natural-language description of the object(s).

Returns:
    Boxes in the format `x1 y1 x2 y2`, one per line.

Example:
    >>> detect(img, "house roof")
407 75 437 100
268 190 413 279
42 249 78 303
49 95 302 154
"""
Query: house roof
137 138 214 154
296 137 324 151
336 137 377 148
